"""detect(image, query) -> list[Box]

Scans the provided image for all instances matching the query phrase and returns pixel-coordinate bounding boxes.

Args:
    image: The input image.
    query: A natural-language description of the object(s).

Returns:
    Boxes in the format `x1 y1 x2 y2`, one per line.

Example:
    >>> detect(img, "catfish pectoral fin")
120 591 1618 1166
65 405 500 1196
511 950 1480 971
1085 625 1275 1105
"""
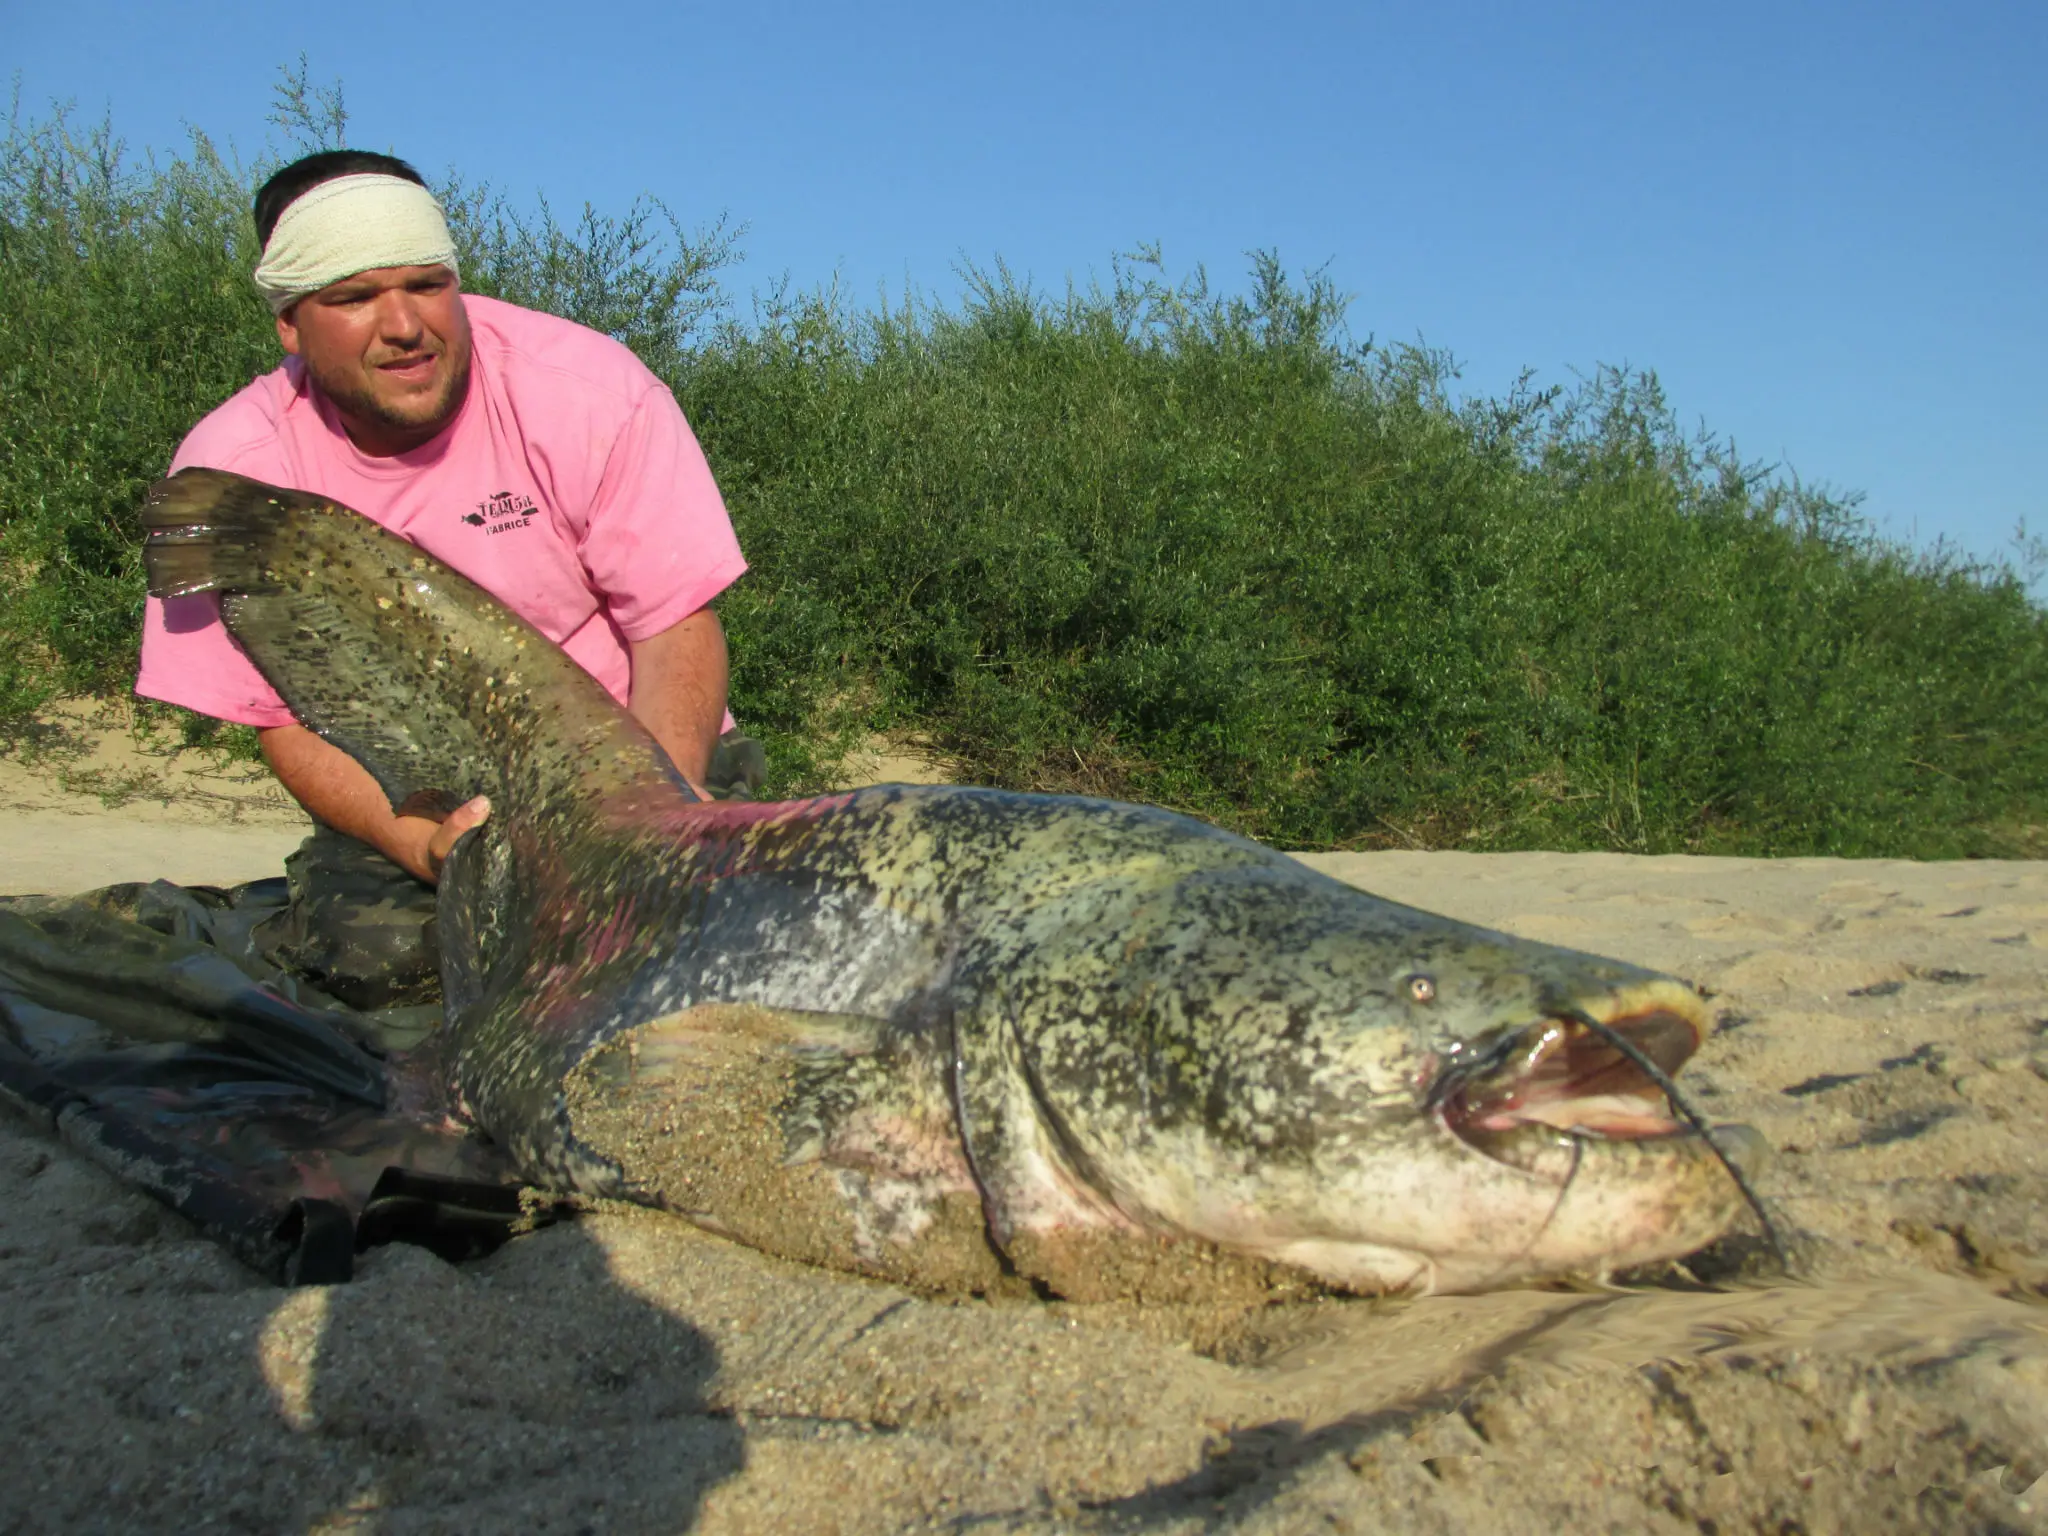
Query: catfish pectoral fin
560 1003 1008 1293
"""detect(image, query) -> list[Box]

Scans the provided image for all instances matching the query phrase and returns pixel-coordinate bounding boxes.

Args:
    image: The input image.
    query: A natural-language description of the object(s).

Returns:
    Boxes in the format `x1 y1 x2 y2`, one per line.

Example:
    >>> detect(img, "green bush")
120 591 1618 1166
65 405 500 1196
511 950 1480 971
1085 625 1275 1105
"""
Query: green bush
3 91 2043 856
0 101 275 713
680 264 2047 856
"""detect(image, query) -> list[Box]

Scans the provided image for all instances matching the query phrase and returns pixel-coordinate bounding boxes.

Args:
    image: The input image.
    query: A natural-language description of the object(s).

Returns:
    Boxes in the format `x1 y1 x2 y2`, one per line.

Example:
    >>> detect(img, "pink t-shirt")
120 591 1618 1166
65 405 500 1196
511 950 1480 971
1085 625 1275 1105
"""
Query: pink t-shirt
137 295 747 729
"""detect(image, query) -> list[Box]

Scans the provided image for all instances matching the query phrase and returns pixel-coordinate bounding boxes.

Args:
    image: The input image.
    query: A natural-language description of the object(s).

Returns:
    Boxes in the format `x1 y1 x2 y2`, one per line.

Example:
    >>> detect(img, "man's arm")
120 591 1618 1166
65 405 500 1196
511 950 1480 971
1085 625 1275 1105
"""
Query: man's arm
627 605 729 796
259 725 489 885
260 606 727 880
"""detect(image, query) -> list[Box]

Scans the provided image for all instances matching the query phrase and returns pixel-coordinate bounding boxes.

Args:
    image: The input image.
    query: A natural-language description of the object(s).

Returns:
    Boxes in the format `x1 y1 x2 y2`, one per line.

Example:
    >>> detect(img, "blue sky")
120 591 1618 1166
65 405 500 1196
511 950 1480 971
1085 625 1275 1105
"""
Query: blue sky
10 1 2044 582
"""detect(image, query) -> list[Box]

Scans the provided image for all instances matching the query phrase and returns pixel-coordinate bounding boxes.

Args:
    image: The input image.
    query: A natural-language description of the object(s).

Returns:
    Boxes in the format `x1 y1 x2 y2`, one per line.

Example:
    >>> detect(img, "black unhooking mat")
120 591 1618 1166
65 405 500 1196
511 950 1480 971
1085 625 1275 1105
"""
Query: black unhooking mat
0 878 533 1285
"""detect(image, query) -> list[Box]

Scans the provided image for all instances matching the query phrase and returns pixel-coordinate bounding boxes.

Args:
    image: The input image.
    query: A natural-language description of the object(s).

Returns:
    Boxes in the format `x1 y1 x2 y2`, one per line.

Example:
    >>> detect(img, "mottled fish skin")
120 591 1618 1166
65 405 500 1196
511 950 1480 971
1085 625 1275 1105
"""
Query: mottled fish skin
143 469 1746 1297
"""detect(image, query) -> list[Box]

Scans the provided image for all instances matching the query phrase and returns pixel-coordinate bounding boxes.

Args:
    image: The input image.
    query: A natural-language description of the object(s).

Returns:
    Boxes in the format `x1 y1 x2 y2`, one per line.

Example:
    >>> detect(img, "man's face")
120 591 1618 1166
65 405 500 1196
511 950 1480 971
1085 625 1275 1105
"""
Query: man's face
275 264 473 456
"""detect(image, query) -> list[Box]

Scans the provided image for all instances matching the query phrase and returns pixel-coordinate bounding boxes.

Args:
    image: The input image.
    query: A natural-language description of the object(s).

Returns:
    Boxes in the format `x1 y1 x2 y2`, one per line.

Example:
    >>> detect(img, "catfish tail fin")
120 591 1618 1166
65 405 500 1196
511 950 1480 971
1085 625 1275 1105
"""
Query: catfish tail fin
140 468 294 598
141 468 686 821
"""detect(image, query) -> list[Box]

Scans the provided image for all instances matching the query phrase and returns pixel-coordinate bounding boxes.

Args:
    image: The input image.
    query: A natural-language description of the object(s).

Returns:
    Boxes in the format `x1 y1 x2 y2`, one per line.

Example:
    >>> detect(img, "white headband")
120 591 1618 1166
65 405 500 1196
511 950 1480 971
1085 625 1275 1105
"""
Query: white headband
253 173 461 314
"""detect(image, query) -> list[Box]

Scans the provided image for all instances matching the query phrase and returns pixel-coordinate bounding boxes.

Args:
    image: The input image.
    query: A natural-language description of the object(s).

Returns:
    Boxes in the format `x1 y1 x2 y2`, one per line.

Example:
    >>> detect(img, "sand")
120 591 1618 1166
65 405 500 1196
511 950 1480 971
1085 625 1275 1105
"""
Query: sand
4 725 2048 1533
0 701 309 893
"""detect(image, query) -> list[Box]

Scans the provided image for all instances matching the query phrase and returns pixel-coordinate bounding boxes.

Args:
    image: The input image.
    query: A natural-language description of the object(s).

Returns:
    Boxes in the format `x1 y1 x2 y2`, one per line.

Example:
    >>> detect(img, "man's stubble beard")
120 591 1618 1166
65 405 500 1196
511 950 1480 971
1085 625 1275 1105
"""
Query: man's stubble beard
312 344 473 448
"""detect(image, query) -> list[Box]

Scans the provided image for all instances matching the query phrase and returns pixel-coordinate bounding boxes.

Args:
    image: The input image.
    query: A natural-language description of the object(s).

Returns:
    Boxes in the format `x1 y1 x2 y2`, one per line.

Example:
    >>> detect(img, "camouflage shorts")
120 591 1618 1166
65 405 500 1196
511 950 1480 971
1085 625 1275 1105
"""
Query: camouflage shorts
255 731 768 1012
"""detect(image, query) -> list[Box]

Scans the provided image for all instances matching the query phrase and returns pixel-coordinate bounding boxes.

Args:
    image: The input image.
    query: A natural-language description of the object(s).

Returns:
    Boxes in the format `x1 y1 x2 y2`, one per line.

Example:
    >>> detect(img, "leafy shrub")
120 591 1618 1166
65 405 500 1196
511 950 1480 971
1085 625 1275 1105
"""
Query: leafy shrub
3 89 2042 855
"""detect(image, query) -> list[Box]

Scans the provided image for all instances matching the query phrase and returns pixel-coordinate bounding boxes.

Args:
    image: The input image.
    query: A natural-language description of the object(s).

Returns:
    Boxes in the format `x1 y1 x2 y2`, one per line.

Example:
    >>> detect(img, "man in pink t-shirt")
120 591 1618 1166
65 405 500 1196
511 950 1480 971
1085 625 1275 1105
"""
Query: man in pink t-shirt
138 149 752 1007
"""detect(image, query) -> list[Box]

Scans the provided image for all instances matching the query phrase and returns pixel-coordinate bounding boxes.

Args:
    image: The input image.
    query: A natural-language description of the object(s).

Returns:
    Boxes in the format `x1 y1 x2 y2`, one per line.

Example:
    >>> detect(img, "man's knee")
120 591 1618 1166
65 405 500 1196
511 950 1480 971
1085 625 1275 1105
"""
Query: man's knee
704 729 768 801
258 827 441 1010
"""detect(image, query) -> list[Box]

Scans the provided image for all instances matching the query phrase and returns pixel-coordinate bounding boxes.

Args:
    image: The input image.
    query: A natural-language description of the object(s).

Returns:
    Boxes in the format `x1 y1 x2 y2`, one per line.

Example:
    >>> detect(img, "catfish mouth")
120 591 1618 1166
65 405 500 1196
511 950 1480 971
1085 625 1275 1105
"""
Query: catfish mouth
1437 1009 1701 1158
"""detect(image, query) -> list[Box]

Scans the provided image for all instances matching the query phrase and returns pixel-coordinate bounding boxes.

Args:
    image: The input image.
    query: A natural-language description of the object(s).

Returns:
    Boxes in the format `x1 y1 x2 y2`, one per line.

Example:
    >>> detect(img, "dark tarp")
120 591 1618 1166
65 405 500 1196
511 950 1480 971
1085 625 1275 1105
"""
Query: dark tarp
0 879 533 1284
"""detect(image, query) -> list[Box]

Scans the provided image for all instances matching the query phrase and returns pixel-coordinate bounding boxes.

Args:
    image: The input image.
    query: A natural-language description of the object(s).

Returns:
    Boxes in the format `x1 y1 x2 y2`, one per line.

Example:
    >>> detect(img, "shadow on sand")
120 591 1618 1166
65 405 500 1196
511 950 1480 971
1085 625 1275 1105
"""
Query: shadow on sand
0 1123 746 1535
255 1220 746 1532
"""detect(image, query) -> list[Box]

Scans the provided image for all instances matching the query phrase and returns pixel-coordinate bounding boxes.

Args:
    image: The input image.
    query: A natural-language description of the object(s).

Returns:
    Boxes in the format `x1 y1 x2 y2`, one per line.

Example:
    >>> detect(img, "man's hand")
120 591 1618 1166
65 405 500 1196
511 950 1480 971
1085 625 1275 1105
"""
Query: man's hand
260 724 488 885
410 795 492 882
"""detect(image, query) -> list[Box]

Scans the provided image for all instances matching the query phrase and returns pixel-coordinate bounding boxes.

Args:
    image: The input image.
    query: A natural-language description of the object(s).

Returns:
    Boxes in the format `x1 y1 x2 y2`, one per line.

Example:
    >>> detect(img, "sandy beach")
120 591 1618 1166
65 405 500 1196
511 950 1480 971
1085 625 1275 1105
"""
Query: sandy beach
4 724 2048 1533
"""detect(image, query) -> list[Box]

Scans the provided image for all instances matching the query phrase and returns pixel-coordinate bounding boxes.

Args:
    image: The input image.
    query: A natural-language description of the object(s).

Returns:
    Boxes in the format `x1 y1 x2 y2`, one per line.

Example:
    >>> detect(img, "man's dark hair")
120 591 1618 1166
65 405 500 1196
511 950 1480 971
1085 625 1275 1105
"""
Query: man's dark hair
253 150 429 247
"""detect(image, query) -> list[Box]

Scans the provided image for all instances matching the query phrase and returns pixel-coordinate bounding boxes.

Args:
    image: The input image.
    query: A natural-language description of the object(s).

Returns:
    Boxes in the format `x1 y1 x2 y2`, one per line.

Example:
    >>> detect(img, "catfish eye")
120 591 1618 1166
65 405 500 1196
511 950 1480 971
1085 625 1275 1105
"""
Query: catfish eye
1407 974 1437 1004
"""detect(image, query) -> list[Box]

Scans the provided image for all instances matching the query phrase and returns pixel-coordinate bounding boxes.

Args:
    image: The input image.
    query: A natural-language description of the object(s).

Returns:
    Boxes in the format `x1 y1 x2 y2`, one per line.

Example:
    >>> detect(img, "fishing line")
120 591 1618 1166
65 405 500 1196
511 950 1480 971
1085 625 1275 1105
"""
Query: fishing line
1559 1005 1791 1274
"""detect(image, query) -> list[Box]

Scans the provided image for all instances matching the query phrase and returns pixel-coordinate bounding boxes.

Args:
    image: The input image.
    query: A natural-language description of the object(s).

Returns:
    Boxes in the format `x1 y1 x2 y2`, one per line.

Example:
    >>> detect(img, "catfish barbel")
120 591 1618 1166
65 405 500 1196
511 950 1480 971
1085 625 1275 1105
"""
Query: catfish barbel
137 467 1761 1297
